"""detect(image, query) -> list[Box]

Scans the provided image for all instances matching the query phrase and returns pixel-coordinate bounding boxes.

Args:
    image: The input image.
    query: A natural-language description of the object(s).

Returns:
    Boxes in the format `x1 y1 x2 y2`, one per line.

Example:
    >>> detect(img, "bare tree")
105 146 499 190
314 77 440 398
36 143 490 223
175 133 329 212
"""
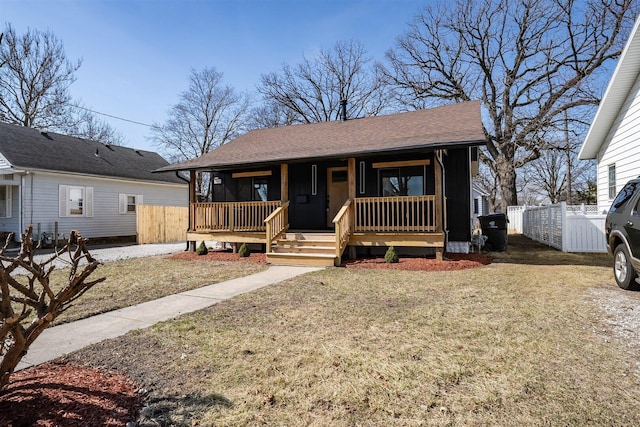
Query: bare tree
382 0 636 211
249 101 299 129
257 40 395 125
474 162 501 212
152 67 251 200
0 23 81 130
69 108 126 146
1 226 105 390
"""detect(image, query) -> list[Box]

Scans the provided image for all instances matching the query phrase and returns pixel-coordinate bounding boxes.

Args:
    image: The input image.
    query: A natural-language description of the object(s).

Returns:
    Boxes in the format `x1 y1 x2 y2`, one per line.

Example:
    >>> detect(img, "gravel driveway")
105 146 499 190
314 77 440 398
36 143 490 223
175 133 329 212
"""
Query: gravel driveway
10 242 187 274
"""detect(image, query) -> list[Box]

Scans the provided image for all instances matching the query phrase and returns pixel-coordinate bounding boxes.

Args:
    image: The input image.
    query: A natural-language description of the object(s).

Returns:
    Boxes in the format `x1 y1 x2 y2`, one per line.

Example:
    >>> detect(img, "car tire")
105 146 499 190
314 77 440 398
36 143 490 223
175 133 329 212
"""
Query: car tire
613 244 640 291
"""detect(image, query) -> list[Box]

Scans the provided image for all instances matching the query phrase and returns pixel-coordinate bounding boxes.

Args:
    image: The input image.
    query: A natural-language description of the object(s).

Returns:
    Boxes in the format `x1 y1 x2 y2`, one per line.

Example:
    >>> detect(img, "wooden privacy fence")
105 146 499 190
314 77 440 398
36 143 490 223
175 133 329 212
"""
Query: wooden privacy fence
137 205 188 244
511 202 606 253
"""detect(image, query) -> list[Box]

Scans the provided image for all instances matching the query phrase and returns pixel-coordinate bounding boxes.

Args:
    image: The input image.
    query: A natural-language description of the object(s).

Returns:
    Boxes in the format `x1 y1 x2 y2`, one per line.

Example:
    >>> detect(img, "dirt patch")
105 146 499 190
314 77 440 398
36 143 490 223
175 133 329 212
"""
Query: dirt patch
0 361 142 426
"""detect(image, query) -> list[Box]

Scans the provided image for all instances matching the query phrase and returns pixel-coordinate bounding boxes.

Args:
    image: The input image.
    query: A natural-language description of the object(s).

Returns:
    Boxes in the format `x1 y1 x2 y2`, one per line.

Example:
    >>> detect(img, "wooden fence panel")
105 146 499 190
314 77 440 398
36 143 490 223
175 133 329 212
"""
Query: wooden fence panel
137 205 188 244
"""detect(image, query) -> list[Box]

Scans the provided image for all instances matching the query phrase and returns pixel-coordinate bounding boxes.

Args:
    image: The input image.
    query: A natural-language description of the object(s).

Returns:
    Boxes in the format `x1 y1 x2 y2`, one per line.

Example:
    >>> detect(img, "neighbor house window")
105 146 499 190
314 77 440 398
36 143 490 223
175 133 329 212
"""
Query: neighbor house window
0 186 11 218
473 198 479 215
59 185 93 217
608 164 617 199
379 166 425 196
119 194 143 214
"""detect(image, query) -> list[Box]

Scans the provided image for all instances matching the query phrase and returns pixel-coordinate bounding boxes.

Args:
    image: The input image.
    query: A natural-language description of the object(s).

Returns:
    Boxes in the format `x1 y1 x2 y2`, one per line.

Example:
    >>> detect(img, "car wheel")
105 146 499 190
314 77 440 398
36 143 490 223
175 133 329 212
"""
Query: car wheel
613 244 640 290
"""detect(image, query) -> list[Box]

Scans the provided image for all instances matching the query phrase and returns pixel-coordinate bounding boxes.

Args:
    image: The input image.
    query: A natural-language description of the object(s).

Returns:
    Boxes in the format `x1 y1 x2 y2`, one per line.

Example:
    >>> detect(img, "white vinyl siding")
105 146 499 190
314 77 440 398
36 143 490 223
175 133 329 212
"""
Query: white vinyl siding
20 172 186 240
596 72 640 213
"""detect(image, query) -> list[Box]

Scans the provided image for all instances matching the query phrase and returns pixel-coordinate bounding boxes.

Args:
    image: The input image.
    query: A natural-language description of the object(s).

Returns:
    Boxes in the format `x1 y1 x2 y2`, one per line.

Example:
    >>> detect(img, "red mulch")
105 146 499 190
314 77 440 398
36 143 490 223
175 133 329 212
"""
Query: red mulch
0 361 142 426
0 250 490 426
343 252 492 271
169 249 491 271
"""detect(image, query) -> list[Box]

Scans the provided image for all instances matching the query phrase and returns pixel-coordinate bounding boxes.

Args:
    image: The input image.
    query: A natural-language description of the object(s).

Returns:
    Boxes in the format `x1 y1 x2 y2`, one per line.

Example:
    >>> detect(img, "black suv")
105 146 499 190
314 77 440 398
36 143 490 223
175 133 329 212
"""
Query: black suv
606 177 640 290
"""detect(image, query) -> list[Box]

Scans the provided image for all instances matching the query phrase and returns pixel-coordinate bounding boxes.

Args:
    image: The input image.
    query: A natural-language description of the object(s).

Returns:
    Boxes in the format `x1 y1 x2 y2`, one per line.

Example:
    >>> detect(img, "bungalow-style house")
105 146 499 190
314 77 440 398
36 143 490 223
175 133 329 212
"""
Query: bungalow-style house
579 15 640 213
158 101 487 266
0 122 188 243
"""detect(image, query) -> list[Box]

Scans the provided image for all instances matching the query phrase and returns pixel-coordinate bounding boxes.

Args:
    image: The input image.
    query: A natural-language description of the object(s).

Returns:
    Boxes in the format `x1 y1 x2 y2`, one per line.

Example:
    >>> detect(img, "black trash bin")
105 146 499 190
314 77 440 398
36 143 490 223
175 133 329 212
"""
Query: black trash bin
479 213 508 251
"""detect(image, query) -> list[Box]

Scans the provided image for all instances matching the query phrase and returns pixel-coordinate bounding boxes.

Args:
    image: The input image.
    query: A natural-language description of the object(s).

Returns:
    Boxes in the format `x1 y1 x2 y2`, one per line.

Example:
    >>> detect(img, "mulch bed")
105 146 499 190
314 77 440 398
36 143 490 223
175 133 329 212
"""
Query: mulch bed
343 252 492 271
0 249 491 425
0 361 142 426
168 249 491 271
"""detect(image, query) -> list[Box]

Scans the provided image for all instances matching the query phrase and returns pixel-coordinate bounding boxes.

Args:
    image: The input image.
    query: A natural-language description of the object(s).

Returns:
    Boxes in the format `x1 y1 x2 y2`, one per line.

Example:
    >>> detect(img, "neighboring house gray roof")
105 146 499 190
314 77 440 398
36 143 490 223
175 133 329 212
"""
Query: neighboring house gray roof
579 15 640 160
158 101 486 172
0 122 186 184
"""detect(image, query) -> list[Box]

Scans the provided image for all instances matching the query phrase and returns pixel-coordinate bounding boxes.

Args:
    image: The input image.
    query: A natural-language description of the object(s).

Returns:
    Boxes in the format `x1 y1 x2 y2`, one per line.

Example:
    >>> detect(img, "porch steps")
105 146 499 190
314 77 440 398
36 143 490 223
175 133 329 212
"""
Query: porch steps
266 232 339 267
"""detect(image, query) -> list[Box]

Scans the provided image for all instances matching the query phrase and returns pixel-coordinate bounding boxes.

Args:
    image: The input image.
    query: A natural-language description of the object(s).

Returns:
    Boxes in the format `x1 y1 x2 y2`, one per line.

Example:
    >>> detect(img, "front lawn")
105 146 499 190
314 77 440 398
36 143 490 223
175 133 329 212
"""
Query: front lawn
65 237 640 426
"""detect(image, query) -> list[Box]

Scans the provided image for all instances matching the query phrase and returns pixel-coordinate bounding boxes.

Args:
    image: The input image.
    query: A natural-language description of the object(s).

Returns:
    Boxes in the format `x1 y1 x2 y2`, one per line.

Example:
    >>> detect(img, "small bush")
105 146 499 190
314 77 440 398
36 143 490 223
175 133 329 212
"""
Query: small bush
384 246 399 263
238 243 250 258
196 241 208 256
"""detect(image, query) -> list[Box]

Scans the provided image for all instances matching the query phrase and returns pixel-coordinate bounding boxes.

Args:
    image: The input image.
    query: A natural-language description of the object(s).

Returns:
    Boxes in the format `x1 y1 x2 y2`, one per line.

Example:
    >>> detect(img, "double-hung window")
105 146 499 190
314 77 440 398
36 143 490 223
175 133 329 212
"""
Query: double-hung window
119 194 143 214
0 186 11 218
59 185 93 217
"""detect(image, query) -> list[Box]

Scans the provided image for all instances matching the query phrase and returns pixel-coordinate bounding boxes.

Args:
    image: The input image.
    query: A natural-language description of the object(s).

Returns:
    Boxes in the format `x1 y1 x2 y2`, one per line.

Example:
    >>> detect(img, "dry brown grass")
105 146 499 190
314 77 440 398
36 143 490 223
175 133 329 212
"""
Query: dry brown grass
68 235 640 426
49 256 267 324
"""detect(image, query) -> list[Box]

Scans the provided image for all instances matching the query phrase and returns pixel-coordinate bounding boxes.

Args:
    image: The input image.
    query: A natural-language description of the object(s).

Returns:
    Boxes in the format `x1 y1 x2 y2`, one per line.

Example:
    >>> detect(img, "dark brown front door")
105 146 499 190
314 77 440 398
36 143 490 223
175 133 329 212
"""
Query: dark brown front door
327 167 349 227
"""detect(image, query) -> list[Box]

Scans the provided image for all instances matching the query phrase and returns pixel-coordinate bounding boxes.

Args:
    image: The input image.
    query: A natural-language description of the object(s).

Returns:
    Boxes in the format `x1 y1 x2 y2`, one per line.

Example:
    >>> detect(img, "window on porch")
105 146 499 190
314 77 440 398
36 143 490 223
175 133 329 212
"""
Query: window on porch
379 166 425 196
237 177 269 201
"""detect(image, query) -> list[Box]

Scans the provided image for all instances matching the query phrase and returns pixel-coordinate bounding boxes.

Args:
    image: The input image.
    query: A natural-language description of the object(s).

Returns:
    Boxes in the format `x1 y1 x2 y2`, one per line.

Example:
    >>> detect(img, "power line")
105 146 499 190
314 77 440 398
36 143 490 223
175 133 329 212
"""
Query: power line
70 103 158 129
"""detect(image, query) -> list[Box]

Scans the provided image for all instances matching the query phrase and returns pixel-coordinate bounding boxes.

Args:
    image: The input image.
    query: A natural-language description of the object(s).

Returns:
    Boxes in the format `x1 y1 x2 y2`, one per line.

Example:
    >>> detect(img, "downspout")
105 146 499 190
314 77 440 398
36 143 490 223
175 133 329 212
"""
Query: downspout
18 174 24 243
435 150 447 253
181 170 191 251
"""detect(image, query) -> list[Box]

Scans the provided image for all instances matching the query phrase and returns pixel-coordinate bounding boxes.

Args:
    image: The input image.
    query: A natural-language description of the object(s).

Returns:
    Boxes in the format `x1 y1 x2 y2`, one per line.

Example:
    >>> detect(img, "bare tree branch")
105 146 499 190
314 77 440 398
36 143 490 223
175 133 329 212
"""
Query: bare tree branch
0 23 81 130
1 226 105 390
381 0 637 210
151 67 252 200
257 40 396 126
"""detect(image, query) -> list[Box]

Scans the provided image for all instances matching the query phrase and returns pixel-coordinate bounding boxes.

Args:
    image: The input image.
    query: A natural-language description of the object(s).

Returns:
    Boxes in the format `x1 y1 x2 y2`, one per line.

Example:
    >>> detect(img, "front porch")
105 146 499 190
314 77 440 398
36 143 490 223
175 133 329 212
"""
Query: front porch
186 195 446 267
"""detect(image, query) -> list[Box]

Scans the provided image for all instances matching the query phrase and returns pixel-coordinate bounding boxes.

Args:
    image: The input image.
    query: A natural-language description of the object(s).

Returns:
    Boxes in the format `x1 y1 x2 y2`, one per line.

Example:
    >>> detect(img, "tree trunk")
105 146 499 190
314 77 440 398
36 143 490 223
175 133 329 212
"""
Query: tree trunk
496 156 518 212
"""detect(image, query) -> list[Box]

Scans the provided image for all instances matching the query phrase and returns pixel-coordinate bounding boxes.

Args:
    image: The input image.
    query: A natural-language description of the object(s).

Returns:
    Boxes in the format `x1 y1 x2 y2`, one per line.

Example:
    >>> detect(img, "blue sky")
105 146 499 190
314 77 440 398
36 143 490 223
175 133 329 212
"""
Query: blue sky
1 0 430 151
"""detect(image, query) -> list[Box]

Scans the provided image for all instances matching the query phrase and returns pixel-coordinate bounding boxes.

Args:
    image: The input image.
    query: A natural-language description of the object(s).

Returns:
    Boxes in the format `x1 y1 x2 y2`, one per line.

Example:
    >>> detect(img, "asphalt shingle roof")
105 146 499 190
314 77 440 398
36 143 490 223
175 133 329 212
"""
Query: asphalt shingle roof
0 122 186 184
158 101 486 172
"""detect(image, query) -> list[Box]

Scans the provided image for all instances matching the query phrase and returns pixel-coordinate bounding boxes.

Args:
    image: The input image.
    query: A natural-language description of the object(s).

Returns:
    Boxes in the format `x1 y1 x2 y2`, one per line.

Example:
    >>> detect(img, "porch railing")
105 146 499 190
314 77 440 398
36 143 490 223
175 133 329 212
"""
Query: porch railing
265 201 290 253
191 201 281 232
354 195 437 232
332 199 353 259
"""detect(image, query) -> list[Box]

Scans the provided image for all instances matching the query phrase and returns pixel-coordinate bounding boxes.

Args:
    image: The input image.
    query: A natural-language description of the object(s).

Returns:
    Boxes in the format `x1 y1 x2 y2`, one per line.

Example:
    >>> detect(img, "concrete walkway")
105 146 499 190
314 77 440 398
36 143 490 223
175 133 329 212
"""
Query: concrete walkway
17 265 321 371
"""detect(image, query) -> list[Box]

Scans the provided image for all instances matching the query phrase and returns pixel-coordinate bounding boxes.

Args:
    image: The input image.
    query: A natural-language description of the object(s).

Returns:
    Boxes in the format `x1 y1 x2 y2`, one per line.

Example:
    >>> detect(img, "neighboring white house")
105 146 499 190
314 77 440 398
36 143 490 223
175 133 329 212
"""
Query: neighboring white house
579 15 640 213
471 183 490 225
0 122 188 242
